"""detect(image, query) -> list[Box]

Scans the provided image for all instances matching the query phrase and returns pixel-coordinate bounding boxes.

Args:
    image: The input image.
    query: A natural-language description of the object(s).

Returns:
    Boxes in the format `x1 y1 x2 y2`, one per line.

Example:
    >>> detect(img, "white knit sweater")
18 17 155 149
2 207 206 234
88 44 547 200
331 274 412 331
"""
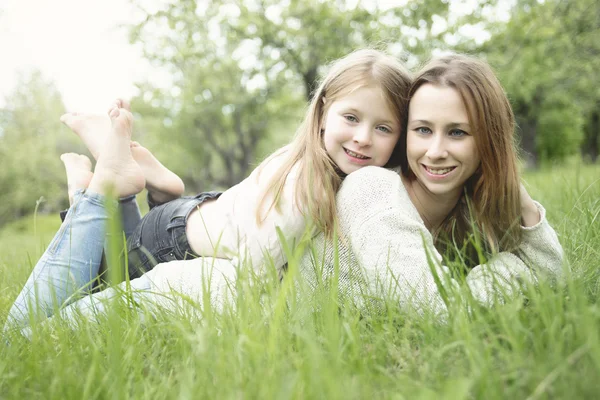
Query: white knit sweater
299 166 564 316
132 166 563 317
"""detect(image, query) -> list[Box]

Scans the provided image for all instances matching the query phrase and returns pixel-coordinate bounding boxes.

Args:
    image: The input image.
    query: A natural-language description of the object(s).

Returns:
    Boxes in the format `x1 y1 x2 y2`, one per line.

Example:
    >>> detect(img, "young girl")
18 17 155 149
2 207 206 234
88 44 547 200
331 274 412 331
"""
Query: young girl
5 49 412 331
299 54 564 316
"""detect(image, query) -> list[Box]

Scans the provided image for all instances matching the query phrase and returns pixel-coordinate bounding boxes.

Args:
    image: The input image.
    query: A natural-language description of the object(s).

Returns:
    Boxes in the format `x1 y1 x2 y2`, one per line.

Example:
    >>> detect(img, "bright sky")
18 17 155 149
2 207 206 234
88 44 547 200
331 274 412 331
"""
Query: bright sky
0 0 147 112
0 0 511 113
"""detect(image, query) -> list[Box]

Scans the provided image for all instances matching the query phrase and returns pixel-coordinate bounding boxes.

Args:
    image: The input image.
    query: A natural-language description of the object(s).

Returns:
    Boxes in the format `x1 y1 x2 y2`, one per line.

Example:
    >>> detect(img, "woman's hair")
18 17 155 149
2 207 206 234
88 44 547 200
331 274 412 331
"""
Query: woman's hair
258 49 412 236
400 54 522 257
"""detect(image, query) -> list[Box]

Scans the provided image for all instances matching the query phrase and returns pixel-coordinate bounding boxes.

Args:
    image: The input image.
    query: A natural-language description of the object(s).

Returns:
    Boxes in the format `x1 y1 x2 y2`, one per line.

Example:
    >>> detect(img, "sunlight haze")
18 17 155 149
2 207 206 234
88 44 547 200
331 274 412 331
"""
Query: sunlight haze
0 0 147 112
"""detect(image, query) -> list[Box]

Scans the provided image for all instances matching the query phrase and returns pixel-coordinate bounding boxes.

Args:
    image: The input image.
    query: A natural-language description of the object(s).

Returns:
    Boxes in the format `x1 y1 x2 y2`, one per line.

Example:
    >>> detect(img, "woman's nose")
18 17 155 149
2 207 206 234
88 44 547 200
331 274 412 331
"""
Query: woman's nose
425 134 448 159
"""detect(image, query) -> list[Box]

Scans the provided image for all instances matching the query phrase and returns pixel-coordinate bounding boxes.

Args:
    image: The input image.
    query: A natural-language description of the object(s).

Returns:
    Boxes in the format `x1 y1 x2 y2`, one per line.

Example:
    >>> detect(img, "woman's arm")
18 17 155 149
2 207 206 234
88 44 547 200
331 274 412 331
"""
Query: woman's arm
334 167 564 316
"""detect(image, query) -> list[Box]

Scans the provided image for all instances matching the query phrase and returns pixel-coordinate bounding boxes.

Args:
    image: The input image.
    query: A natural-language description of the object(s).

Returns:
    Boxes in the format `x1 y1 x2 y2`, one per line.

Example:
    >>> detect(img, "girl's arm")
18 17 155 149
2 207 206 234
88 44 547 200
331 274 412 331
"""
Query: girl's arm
333 167 564 316
195 151 311 274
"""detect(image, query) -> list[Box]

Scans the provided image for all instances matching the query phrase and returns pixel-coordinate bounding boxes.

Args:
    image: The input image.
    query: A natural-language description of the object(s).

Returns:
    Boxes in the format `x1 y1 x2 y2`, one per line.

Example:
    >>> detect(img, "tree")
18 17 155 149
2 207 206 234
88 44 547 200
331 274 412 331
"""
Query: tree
583 100 599 162
126 0 482 188
483 0 600 166
0 71 85 224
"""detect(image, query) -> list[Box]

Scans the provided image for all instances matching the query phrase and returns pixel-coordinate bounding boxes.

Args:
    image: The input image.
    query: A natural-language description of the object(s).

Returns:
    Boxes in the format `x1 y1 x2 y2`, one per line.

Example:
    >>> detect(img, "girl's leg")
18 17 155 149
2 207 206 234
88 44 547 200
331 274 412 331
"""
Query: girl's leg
54 273 154 327
119 195 142 238
61 99 185 205
5 190 110 329
16 273 155 339
58 156 142 287
6 105 145 331
62 197 141 240
58 154 142 239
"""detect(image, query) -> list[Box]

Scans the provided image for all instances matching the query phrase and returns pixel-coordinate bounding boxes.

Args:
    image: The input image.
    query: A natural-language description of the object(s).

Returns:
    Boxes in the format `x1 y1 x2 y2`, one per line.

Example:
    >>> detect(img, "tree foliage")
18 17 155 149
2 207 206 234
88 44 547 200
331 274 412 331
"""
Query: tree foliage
0 71 85 225
3 0 598 224
483 0 600 165
126 0 472 189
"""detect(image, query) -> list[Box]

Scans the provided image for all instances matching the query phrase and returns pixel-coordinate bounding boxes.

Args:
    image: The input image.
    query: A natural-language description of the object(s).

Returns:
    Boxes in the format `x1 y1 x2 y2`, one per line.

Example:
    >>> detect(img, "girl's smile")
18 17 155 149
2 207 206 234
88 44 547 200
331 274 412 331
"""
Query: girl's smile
322 85 401 174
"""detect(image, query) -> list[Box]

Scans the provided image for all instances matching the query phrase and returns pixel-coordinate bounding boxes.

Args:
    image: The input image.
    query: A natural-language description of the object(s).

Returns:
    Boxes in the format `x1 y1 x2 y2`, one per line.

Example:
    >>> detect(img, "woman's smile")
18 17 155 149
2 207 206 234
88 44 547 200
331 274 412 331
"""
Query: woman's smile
407 83 480 201
422 164 457 177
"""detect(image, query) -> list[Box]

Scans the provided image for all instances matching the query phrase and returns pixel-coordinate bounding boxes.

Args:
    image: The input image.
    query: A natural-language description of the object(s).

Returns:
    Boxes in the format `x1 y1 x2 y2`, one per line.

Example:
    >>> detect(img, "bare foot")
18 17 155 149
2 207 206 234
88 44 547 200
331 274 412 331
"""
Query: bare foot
88 107 146 198
60 99 130 159
60 112 110 159
130 141 185 203
60 153 93 205
110 98 131 112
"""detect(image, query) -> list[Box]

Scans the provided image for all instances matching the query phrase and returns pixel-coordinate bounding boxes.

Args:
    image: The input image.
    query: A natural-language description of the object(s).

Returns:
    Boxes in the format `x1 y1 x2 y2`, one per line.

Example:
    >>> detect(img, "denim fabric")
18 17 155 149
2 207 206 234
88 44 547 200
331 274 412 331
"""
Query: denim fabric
119 195 143 238
126 192 222 279
58 192 222 281
60 195 141 238
14 273 155 339
61 195 143 288
5 190 110 329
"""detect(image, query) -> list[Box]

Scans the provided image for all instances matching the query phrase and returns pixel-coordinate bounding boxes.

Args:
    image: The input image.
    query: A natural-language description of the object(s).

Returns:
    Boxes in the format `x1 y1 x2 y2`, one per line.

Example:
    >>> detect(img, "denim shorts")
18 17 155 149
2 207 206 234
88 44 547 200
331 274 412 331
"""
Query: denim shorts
126 191 222 279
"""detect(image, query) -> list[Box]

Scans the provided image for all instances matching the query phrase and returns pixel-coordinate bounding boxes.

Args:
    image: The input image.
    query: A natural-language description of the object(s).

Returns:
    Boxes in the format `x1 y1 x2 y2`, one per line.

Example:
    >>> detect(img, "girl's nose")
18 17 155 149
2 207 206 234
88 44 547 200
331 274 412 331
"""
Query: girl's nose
353 125 372 146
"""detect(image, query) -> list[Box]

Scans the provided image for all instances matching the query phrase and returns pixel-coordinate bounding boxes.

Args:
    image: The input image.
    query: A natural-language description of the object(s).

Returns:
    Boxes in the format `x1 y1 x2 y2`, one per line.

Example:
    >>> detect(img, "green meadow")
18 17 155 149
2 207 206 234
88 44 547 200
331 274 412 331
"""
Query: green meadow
0 163 599 399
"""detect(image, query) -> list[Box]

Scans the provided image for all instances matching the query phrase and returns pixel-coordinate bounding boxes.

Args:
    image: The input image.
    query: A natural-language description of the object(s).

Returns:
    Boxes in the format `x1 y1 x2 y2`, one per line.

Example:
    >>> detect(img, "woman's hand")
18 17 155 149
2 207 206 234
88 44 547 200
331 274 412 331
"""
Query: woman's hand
520 183 541 227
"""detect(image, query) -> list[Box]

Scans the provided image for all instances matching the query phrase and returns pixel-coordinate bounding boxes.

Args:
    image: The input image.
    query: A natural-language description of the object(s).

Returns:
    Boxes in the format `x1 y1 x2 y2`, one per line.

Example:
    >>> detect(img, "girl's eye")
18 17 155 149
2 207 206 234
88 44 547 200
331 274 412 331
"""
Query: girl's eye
377 125 392 134
344 115 358 123
449 129 467 137
415 127 431 135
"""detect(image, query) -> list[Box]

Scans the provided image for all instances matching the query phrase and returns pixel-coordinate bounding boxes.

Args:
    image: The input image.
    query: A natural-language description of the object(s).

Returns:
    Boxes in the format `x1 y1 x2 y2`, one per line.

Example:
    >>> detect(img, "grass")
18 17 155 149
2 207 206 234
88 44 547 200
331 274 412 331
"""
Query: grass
0 164 599 399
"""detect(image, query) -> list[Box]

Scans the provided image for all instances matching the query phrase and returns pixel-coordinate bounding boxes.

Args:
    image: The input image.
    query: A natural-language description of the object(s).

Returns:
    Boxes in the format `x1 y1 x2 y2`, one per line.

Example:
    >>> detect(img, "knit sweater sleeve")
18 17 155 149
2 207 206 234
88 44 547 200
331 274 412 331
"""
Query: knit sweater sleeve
332 166 564 316
465 201 564 306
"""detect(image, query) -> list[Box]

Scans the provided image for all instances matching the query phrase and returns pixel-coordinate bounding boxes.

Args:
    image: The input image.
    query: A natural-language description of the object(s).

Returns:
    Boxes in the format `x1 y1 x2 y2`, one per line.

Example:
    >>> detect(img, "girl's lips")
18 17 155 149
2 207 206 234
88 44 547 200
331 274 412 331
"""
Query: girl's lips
344 148 371 164
421 164 457 179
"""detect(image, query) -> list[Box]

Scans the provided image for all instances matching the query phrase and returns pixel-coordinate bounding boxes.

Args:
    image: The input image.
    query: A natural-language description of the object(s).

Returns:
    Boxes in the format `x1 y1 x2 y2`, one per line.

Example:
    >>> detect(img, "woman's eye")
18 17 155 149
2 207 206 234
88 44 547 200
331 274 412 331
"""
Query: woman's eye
449 129 467 137
377 125 392 133
415 127 431 134
344 115 358 123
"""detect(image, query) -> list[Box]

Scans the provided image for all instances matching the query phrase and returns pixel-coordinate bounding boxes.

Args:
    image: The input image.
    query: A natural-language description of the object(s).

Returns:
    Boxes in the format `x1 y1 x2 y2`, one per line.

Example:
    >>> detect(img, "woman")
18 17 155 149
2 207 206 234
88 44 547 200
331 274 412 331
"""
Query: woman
299 54 563 317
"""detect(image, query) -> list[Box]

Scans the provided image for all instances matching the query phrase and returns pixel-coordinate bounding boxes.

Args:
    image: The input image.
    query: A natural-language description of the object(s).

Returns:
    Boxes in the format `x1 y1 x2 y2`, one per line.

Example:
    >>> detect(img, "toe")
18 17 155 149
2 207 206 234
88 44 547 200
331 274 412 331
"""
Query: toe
117 98 131 111
109 107 120 119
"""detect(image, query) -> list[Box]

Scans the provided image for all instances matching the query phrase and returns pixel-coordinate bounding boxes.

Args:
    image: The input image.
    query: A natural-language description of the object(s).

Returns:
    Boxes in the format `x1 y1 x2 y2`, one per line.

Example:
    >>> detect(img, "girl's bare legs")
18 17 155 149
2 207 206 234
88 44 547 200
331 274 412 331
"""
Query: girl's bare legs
88 106 145 198
4 107 147 332
60 99 184 203
60 153 93 206
61 152 141 239
129 141 184 203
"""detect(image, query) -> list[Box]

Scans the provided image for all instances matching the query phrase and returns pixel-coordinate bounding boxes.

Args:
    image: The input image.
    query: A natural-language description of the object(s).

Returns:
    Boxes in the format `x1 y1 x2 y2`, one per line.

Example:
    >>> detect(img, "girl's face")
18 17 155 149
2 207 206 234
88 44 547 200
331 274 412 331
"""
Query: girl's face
322 85 401 175
406 83 481 201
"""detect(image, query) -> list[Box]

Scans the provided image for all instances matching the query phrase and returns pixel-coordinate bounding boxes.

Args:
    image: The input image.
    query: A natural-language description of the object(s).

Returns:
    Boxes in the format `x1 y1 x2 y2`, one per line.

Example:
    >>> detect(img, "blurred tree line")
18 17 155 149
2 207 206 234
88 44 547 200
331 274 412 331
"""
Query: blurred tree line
0 0 598 226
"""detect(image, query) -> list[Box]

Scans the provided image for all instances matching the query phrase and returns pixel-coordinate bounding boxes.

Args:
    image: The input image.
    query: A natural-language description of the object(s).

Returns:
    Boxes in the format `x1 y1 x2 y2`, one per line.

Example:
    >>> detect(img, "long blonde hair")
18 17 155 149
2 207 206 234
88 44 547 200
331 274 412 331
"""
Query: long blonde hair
258 49 412 236
401 54 522 257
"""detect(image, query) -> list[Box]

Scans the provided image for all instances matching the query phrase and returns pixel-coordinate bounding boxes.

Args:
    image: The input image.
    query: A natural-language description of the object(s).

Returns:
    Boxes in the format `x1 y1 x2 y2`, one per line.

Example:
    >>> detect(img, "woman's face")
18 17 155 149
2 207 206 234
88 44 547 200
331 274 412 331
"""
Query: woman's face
406 83 481 201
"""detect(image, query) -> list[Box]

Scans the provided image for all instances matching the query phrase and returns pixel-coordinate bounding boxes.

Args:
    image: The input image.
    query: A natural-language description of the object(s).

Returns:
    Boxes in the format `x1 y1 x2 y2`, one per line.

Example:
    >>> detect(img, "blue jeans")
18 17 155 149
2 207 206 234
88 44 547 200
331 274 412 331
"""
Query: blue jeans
4 190 222 334
4 190 148 331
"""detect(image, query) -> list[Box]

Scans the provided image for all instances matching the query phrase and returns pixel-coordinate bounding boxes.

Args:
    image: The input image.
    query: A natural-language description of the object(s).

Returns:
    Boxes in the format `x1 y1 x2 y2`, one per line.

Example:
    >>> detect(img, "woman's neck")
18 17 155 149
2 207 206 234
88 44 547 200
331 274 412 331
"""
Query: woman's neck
404 177 462 232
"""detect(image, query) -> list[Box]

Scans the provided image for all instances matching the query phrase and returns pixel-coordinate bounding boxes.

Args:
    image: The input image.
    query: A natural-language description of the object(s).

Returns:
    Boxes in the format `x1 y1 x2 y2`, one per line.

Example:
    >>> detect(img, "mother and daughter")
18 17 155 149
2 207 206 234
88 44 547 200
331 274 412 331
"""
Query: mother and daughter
3 49 563 334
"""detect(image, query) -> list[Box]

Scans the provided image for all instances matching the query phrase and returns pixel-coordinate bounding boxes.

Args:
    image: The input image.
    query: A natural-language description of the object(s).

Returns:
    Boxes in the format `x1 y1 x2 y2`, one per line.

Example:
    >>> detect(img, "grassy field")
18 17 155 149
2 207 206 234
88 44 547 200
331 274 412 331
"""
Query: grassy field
0 164 599 399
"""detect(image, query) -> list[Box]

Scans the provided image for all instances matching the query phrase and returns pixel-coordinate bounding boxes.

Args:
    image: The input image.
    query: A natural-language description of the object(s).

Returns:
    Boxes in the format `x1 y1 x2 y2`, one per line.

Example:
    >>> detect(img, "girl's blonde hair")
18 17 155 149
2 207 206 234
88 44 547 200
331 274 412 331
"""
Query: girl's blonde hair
258 49 412 236
400 54 522 257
